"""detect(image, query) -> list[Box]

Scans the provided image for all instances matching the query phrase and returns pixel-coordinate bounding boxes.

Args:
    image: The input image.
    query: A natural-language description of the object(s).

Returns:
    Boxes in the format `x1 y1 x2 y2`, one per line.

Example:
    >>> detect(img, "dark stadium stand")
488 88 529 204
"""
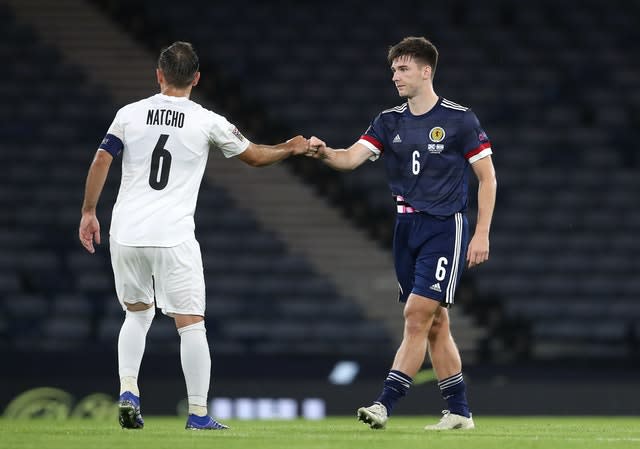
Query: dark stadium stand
1 0 639 365
88 0 640 362
0 3 394 356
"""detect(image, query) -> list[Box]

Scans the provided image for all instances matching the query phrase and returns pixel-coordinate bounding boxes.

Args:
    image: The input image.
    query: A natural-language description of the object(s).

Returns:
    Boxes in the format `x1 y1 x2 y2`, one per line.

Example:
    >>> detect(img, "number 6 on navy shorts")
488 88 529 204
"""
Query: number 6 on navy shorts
393 212 469 307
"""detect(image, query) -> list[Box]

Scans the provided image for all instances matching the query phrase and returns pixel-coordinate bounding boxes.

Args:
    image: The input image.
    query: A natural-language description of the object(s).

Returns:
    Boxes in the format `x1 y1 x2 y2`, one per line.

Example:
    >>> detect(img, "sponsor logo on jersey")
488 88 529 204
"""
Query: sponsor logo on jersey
393 134 402 143
231 127 245 142
427 143 445 154
429 126 446 143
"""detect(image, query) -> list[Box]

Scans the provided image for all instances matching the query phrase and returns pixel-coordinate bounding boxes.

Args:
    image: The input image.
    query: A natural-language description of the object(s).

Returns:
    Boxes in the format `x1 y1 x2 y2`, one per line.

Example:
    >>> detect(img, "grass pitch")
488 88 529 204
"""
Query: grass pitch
1 416 639 449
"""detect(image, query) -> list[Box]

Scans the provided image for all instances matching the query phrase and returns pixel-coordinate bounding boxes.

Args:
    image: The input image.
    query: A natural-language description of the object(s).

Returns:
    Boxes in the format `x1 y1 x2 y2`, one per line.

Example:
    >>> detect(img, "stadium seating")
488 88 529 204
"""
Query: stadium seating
2 0 639 363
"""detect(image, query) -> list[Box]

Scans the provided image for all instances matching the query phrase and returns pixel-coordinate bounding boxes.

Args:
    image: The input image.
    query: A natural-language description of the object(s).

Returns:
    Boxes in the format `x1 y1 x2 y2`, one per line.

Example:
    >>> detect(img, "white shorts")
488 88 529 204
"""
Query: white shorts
110 238 206 316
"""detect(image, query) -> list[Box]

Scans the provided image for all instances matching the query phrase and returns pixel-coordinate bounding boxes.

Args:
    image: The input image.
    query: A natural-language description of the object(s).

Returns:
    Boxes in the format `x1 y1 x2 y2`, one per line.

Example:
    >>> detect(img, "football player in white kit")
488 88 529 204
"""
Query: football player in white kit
78 41 310 430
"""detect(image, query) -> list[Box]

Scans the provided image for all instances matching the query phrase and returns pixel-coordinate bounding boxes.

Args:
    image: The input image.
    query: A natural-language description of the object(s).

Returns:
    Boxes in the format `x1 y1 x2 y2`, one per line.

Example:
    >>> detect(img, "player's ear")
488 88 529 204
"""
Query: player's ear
192 71 201 87
423 65 432 80
156 68 163 85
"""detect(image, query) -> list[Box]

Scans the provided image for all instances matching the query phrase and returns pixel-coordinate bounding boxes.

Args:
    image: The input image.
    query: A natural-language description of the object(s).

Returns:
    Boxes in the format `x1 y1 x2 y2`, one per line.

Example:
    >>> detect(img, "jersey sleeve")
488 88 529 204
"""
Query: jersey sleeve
98 109 125 157
207 112 251 158
357 113 385 161
460 110 492 164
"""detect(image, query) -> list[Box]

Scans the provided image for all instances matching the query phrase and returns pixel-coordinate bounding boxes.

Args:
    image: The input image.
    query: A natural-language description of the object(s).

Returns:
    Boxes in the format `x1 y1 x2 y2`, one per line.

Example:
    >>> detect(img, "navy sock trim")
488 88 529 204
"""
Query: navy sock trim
438 372 463 390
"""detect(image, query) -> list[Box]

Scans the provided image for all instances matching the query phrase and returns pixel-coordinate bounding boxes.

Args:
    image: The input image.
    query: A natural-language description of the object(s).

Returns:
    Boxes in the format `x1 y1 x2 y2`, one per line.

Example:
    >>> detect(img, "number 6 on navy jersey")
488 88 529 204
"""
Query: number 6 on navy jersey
149 134 172 190
412 150 420 175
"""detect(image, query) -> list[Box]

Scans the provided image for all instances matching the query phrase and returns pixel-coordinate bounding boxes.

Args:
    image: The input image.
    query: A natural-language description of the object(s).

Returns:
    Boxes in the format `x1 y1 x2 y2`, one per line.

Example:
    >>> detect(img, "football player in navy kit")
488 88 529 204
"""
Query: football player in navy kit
308 36 496 430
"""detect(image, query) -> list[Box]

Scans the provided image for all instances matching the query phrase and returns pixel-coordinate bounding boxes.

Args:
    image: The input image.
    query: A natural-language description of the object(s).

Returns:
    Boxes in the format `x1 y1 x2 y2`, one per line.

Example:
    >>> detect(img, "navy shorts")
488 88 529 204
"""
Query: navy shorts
393 212 469 307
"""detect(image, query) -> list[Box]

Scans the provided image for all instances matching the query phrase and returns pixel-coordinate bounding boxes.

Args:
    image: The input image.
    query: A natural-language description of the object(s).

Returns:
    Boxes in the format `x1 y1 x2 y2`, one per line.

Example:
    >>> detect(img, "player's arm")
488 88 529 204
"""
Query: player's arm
467 155 497 267
237 135 309 167
307 137 373 171
79 149 113 253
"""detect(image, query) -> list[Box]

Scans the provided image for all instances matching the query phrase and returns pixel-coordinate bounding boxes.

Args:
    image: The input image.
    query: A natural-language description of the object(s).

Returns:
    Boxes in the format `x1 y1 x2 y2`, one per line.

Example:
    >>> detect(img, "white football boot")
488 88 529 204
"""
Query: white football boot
424 410 475 430
357 402 388 429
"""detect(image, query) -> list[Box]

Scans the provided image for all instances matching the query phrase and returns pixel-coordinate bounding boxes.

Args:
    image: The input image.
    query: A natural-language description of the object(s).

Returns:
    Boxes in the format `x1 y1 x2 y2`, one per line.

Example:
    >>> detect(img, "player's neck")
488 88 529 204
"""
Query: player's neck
407 89 438 116
160 85 193 98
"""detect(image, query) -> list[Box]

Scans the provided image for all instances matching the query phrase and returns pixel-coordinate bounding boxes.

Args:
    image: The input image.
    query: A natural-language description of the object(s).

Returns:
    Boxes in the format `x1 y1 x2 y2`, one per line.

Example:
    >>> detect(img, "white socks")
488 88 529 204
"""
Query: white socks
118 311 211 416
178 321 211 416
118 307 155 395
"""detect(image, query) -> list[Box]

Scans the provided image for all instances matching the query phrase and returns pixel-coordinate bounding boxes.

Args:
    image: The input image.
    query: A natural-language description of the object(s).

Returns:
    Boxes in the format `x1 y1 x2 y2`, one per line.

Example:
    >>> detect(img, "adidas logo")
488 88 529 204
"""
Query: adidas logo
429 282 442 292
393 134 402 143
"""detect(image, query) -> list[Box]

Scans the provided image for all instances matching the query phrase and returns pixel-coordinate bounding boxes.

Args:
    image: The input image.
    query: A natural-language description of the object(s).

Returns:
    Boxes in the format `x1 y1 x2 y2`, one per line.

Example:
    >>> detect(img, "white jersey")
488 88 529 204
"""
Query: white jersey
101 93 249 247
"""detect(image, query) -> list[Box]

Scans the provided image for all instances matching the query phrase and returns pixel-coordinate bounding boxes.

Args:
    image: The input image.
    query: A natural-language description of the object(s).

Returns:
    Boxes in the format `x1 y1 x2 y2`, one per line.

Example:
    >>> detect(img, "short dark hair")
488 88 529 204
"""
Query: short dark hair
158 41 199 88
388 37 438 78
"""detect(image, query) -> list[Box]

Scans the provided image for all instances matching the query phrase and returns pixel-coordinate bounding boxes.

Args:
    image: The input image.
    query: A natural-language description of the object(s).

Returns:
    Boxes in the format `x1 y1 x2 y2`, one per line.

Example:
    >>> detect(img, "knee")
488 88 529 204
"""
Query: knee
177 319 206 337
175 314 205 330
403 310 431 337
125 302 154 312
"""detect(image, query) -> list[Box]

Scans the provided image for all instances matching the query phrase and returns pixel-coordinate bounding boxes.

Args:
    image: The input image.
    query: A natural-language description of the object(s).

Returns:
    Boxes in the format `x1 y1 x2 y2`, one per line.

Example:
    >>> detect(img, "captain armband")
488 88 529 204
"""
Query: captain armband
99 133 124 157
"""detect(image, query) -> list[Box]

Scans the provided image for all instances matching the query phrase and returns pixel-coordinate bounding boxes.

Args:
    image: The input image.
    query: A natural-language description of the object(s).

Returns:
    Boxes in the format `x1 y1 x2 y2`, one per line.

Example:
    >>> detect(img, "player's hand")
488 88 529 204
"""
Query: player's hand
306 136 327 158
287 135 310 156
466 233 489 268
79 213 101 254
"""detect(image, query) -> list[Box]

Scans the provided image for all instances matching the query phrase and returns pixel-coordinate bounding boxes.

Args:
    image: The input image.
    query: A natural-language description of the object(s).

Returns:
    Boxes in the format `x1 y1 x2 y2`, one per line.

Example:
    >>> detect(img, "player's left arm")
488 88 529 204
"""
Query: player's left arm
467 155 497 268
79 149 113 253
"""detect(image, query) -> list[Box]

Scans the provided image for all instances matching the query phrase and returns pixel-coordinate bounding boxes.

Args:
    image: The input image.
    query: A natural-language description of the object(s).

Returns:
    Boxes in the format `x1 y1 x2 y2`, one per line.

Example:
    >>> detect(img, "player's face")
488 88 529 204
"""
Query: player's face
391 56 428 98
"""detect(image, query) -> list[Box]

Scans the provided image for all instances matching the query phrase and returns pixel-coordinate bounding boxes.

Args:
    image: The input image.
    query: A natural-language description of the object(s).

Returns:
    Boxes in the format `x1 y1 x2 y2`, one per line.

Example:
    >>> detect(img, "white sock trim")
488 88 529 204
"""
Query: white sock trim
120 376 139 396
124 306 155 327
188 404 208 417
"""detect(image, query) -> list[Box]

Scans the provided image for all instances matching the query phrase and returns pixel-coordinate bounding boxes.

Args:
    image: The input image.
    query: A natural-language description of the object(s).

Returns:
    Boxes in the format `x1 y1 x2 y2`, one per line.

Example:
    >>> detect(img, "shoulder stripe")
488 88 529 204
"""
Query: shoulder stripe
442 98 467 109
441 98 468 111
382 103 407 114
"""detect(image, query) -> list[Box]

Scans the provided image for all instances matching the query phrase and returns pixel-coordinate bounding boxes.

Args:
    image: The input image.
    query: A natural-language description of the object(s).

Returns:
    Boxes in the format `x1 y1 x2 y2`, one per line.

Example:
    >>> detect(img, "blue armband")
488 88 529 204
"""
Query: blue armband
99 133 124 157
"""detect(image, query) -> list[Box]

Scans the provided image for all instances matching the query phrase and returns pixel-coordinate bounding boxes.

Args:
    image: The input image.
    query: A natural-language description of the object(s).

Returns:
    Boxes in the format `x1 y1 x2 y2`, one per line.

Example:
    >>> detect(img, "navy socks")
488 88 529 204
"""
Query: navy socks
375 370 413 415
438 372 470 417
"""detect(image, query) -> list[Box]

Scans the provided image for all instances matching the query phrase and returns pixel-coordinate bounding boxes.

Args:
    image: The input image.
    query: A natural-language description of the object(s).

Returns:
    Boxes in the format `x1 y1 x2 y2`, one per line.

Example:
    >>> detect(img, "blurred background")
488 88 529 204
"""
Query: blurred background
1 0 639 418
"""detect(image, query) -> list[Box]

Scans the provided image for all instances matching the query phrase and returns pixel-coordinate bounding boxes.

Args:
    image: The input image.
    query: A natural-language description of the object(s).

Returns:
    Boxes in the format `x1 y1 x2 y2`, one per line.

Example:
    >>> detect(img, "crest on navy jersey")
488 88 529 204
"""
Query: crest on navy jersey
429 126 446 143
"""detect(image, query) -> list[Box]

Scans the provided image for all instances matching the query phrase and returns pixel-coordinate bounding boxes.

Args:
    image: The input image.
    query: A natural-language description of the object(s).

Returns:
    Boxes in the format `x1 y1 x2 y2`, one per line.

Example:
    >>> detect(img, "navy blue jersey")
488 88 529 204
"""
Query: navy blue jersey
358 98 492 217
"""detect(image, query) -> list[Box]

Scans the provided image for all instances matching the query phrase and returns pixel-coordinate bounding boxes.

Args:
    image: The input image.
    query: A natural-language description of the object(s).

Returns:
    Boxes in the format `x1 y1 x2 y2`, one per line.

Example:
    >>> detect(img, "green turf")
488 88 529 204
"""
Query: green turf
1 416 639 449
